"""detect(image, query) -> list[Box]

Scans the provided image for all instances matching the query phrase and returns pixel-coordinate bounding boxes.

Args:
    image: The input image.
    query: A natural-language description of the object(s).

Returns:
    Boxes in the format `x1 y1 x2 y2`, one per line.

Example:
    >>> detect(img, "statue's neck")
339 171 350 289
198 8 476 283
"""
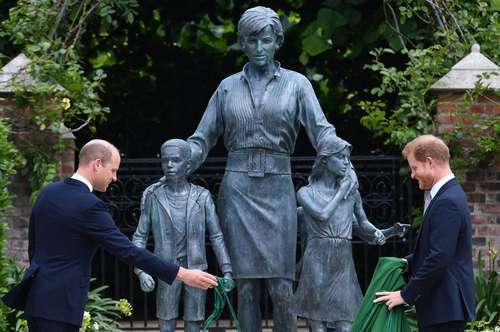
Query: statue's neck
317 171 340 191
246 62 276 81
164 178 190 194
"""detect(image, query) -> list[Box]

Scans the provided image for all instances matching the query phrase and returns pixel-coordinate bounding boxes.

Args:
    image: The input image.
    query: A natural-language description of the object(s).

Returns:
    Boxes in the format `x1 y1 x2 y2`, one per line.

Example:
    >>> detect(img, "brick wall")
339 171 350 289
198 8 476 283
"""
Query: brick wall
435 91 500 268
0 96 75 266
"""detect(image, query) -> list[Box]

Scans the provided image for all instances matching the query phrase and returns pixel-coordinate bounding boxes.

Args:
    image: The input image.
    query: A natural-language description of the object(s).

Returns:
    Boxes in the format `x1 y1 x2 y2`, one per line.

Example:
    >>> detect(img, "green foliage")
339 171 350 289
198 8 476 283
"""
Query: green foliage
359 0 500 168
470 244 499 329
0 257 27 332
0 119 25 331
0 0 138 200
81 279 133 332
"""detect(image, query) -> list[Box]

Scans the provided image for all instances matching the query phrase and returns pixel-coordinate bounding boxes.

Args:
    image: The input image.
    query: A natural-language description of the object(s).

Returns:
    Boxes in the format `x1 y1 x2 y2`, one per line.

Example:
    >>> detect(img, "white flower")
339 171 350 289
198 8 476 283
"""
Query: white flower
92 322 99 330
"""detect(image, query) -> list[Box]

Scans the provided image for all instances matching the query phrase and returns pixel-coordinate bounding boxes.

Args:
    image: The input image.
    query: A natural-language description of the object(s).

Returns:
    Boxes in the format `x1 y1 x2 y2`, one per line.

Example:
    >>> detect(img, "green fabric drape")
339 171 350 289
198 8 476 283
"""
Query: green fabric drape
351 257 411 332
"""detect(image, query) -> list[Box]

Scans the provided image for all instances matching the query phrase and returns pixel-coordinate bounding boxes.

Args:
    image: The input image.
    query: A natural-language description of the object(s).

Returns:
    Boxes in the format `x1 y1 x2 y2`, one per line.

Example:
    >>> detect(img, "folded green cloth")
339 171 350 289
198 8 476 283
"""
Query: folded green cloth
351 257 411 332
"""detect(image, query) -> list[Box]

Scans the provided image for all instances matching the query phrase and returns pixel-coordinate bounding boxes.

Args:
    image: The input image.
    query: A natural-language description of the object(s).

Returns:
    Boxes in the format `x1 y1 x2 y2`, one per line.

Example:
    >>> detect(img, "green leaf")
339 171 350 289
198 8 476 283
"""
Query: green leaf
384 25 403 51
317 8 347 37
490 0 500 10
299 51 309 65
302 34 331 56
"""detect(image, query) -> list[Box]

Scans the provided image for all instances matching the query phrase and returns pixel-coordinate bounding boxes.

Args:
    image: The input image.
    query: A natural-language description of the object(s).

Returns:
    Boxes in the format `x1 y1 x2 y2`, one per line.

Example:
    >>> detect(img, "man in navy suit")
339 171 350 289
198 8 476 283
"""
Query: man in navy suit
374 135 475 332
2 139 218 332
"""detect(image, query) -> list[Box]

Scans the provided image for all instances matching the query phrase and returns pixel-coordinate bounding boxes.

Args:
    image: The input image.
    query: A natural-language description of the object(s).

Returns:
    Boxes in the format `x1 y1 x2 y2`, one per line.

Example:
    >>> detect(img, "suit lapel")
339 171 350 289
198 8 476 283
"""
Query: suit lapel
186 184 203 224
414 178 458 250
153 184 173 222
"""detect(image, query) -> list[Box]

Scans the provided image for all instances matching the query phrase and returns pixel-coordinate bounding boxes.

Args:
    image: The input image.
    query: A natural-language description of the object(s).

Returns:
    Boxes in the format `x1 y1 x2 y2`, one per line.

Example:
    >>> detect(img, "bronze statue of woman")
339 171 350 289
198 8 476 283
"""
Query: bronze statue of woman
185 6 351 331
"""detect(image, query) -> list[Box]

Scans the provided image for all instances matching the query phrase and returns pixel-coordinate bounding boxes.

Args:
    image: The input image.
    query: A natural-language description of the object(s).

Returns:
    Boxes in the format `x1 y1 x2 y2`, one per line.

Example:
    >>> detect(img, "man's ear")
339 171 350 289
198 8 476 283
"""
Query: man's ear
93 158 102 170
425 156 438 170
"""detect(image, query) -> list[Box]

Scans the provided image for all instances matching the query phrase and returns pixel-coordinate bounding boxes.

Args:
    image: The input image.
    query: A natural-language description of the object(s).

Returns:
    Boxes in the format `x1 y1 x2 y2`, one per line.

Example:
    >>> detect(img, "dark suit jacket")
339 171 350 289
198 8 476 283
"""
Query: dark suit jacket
401 178 475 327
2 178 179 327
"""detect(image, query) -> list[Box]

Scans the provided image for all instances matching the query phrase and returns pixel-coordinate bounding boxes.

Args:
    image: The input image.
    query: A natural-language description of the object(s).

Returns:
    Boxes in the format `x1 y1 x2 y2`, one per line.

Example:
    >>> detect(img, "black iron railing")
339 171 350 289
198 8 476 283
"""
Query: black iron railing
93 155 414 330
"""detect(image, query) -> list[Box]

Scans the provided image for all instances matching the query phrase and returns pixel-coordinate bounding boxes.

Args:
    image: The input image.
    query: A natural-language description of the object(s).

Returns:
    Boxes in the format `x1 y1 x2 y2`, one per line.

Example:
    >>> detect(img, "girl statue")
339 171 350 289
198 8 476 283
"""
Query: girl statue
290 134 386 332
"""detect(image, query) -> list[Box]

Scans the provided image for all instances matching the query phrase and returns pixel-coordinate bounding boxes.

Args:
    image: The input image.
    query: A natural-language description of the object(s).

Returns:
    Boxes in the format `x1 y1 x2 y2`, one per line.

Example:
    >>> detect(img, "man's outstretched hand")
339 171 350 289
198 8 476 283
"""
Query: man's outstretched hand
176 267 218 289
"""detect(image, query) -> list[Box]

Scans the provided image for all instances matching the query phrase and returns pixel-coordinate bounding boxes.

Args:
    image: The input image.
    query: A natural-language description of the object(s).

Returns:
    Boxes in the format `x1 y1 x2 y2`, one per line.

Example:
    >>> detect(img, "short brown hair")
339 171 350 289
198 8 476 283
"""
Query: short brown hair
79 139 118 166
402 135 450 164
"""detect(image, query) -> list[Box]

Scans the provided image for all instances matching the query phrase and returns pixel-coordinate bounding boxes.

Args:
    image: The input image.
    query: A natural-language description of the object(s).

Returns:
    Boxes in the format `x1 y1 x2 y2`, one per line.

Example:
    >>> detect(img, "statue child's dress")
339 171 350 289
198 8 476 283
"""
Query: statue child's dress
290 186 369 323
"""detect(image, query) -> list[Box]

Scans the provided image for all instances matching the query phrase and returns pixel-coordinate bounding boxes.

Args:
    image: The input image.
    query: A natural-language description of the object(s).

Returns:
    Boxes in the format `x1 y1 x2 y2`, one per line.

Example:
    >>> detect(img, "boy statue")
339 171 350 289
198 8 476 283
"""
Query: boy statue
132 139 234 332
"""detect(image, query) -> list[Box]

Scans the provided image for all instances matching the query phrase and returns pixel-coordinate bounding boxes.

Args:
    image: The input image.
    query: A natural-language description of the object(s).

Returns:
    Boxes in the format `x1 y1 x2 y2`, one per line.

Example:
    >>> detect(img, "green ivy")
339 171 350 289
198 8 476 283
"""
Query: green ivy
359 1 499 170
0 0 138 200
0 118 25 331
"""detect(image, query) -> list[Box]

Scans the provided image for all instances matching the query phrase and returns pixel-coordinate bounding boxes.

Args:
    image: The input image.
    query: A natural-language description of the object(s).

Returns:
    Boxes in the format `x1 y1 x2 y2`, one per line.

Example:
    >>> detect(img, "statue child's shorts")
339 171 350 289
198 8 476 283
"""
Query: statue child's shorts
155 257 206 321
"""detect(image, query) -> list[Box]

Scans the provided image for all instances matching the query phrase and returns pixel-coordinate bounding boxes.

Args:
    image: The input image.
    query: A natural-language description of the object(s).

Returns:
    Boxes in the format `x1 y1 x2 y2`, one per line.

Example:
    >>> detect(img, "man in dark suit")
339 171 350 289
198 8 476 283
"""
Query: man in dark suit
374 135 475 332
2 139 218 332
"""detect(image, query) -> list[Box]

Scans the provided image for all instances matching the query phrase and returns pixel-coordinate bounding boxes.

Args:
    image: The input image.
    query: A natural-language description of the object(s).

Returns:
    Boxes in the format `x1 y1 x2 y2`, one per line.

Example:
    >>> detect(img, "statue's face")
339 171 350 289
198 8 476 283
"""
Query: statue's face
161 146 189 179
242 25 279 68
325 148 350 177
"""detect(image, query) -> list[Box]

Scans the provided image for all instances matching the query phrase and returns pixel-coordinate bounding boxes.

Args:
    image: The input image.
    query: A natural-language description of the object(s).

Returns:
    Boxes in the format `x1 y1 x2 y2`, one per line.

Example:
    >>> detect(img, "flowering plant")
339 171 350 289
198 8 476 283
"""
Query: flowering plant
80 280 133 332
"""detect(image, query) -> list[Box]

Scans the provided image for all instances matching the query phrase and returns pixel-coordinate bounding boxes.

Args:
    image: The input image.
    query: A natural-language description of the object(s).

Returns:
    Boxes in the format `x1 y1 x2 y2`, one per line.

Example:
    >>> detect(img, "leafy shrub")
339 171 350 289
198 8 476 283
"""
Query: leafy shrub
467 244 499 330
80 279 133 332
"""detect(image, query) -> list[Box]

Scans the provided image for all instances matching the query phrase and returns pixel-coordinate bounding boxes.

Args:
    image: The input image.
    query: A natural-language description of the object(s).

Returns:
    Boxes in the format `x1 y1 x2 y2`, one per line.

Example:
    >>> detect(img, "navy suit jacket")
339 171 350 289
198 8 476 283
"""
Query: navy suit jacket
401 178 475 327
2 178 179 327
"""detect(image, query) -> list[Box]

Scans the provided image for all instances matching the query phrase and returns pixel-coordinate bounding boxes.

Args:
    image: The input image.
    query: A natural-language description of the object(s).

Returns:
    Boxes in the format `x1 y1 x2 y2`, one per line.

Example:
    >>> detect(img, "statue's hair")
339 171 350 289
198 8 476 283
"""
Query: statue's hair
309 135 352 184
79 139 118 166
402 134 450 164
161 139 191 160
237 6 284 48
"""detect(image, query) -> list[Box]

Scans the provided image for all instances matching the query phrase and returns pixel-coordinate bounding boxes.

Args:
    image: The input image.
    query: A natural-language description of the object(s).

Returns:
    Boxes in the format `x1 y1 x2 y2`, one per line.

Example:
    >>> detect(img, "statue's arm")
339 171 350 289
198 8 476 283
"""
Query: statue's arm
204 192 232 275
298 181 349 222
353 191 384 244
132 191 154 276
187 85 225 172
297 76 336 149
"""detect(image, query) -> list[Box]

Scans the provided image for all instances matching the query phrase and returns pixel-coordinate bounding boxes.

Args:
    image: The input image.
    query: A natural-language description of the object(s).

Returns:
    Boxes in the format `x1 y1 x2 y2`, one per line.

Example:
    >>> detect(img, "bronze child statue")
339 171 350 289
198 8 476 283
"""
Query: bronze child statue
132 139 233 332
290 134 391 332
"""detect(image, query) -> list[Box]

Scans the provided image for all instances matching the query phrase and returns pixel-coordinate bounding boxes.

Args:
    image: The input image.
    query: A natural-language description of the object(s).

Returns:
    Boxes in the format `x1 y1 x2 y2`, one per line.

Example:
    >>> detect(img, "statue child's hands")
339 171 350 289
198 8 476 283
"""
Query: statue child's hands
339 167 359 199
374 229 386 245
139 272 155 292
221 273 235 293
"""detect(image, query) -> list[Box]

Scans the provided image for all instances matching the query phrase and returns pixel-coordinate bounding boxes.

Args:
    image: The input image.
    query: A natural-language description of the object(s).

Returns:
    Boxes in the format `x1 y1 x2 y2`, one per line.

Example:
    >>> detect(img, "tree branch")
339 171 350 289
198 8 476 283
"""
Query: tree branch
383 1 408 50
50 0 70 40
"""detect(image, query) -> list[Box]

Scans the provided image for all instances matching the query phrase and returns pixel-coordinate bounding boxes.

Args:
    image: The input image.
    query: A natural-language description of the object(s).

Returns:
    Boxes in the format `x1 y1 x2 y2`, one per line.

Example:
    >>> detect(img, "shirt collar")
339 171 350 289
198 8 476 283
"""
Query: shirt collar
71 173 93 192
430 173 454 199
240 61 282 80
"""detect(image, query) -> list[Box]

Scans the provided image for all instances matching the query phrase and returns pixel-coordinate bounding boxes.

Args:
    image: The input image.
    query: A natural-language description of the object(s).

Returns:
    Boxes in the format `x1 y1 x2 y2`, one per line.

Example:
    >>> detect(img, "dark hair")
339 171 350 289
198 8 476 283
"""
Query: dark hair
237 6 284 48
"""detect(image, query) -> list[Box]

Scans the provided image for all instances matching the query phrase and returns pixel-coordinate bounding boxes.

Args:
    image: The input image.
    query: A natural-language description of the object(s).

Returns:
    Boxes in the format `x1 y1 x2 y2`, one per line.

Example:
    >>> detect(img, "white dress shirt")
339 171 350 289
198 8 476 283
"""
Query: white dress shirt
71 173 93 192
423 174 455 214
430 173 455 200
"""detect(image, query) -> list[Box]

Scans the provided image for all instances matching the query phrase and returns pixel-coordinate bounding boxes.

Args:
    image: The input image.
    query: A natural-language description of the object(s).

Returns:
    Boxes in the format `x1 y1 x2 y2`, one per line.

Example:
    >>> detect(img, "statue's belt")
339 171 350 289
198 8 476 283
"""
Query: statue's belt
226 149 291 177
